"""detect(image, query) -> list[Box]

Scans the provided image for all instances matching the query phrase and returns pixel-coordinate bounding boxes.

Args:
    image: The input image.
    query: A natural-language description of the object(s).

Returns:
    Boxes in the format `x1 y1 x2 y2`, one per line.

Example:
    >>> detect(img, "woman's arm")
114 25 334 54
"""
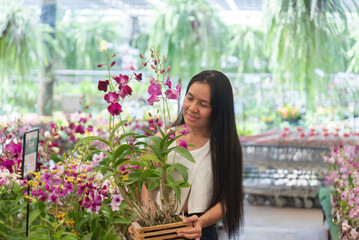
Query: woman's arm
177 202 222 240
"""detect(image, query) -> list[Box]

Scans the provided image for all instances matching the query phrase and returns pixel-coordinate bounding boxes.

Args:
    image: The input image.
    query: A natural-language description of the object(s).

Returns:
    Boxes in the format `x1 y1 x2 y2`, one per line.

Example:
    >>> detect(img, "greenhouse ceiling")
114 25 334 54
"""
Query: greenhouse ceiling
16 0 263 11
9 0 359 13
8 0 359 26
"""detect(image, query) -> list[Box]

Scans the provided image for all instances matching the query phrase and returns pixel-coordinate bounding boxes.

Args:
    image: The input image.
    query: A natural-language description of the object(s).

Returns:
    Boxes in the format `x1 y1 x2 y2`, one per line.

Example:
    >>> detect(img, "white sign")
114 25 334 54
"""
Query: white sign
22 129 39 179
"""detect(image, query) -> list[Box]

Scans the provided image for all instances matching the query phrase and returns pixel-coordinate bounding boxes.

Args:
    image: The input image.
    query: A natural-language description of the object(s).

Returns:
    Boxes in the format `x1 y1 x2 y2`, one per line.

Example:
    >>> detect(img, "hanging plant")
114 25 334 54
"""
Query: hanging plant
56 17 123 70
0 4 53 79
147 0 228 83
0 4 53 107
263 0 350 108
227 25 269 73
347 24 359 73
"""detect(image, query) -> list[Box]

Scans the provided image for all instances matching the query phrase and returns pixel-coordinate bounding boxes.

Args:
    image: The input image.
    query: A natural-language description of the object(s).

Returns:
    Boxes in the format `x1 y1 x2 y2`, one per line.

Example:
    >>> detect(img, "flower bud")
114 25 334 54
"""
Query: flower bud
111 61 116 67
166 66 171 73
97 63 104 67
111 53 116 57
160 69 165 73
140 53 144 59
151 64 156 70
131 66 135 71
143 62 147 67
154 60 157 65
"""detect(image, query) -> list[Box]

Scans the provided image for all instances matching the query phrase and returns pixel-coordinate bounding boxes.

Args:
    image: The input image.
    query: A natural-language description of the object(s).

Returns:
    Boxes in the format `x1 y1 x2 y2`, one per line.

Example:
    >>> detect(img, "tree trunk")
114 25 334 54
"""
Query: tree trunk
129 16 138 47
38 0 56 116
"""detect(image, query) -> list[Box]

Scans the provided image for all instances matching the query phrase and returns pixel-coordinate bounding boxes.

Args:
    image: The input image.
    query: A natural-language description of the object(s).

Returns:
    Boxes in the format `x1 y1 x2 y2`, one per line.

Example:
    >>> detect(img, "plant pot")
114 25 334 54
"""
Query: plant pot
131 221 192 240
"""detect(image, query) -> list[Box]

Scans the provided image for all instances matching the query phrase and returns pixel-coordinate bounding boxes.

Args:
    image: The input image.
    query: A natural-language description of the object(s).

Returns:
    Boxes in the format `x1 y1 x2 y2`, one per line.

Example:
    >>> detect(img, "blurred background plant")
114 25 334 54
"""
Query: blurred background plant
1 0 359 134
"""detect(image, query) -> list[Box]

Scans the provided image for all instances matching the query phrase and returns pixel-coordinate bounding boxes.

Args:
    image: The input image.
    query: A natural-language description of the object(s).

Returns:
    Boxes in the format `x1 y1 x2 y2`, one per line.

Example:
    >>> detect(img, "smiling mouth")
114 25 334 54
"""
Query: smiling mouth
185 113 199 121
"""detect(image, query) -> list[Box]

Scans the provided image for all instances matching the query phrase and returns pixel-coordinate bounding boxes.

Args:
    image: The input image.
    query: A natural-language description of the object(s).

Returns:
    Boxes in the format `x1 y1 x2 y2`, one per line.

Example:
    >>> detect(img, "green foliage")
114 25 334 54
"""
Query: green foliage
148 0 228 83
347 23 359 73
263 0 350 108
56 19 121 70
227 25 269 73
0 3 53 107
0 182 29 239
0 4 52 78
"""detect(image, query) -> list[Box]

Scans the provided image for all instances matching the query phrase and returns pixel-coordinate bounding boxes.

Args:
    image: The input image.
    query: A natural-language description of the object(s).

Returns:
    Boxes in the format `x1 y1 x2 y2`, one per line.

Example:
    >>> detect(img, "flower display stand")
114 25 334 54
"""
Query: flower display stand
131 221 192 240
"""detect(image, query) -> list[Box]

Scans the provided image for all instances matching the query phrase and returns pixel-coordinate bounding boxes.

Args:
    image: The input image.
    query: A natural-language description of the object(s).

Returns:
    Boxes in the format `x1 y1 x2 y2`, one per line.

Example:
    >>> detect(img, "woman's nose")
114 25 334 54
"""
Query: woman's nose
188 102 198 112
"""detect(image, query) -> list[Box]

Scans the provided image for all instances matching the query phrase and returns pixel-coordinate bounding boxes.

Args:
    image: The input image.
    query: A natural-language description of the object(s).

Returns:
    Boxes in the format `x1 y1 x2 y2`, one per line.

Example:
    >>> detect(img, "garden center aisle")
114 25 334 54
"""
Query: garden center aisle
218 201 329 240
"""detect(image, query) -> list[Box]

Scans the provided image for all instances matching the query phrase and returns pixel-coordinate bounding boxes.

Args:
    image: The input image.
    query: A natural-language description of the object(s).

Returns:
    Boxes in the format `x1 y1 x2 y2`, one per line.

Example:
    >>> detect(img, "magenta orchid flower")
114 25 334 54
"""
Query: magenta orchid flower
179 140 188 150
148 82 162 96
75 125 85 134
5 143 21 158
113 74 129 86
180 125 190 136
108 102 122 116
119 85 133 99
104 92 119 103
134 73 142 81
165 76 171 88
147 95 160 106
3 159 15 173
98 80 109 92
165 83 181 100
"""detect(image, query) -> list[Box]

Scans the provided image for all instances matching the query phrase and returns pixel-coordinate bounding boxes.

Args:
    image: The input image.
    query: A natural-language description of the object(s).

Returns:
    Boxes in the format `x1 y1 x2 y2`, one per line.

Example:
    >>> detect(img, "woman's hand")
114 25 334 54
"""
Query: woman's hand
128 219 140 237
177 215 202 240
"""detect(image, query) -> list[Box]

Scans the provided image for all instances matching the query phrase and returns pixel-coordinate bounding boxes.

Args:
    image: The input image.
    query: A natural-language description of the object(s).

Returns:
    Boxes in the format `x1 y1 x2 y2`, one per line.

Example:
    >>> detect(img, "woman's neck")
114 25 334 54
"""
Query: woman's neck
186 125 211 139
179 125 210 151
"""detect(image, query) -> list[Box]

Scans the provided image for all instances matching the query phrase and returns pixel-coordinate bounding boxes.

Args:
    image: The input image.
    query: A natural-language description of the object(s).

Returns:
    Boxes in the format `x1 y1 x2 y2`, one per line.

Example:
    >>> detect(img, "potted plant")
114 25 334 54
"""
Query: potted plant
73 47 195 239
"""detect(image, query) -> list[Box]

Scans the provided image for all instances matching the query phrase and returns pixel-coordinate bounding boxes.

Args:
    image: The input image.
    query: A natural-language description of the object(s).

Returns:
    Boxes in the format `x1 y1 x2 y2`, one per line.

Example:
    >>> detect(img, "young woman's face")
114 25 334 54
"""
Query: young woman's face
183 82 212 133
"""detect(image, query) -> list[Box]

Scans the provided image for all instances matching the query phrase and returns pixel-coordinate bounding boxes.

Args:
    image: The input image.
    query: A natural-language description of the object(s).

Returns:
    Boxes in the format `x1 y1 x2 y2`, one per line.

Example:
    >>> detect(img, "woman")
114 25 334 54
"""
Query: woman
172 70 244 239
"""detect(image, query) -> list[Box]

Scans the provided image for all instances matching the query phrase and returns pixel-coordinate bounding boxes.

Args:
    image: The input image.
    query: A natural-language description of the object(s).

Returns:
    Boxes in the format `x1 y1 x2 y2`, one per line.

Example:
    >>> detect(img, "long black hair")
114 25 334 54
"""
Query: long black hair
173 70 244 237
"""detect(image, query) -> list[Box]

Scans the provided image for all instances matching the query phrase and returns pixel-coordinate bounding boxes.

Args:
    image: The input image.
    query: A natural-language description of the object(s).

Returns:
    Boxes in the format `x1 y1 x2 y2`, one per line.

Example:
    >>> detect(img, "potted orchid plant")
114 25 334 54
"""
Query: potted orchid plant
72 47 195 236
18 47 194 239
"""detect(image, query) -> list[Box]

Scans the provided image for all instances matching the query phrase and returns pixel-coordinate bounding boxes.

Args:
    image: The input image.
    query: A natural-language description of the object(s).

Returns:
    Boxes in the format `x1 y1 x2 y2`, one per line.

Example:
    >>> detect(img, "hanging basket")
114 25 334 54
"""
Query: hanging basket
131 221 192 240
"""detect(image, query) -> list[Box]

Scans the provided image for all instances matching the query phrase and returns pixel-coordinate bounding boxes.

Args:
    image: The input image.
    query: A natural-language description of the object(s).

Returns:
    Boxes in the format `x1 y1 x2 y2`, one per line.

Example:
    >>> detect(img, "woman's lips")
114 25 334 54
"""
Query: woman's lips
185 113 199 121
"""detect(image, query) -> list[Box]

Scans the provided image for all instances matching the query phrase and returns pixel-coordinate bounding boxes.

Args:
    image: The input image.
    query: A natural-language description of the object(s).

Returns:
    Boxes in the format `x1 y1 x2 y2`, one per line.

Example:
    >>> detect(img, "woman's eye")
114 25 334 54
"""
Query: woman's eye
201 103 209 108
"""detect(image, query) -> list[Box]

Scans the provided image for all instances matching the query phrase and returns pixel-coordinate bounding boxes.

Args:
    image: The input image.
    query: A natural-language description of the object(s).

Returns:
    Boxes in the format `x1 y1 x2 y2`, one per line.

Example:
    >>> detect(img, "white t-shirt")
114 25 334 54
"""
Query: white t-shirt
167 140 213 214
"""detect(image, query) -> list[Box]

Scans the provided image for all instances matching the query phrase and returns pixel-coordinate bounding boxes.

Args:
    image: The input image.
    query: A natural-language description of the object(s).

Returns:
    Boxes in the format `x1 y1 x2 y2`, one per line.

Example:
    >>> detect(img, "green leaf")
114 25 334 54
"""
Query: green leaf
148 181 160 191
147 144 164 163
49 153 62 163
96 165 114 173
172 163 189 182
149 135 162 147
81 233 93 240
178 181 191 188
166 172 175 184
140 153 161 164
113 217 131 224
113 144 133 160
170 146 195 163
91 226 102 240
140 169 160 179
75 216 90 231
29 210 41 224
134 134 152 139
115 132 138 145
55 228 66 239
112 120 128 135
169 183 181 202
31 224 53 232
74 136 110 149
